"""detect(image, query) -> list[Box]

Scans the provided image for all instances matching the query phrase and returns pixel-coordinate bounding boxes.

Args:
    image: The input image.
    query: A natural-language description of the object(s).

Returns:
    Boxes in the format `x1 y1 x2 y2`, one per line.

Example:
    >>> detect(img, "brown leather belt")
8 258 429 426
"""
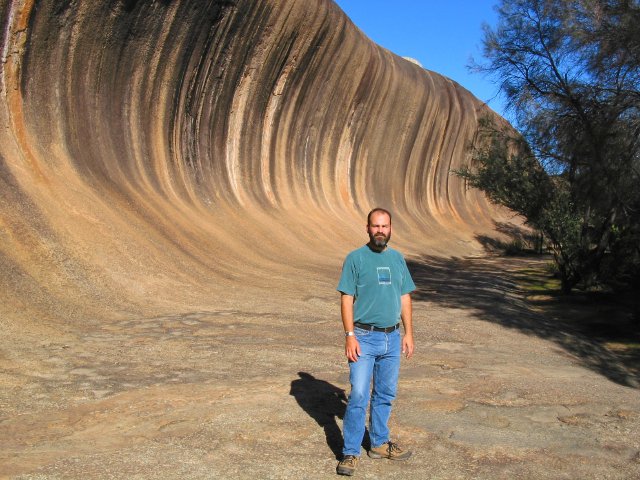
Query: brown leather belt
354 322 400 333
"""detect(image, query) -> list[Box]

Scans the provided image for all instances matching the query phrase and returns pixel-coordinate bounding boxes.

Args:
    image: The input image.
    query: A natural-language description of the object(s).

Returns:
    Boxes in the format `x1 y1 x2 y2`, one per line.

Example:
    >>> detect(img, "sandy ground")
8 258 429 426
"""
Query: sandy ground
1 256 639 479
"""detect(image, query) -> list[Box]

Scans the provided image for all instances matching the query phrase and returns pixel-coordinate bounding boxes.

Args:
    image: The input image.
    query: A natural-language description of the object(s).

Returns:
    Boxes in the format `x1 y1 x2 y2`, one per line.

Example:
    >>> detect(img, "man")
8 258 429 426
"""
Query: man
336 207 416 476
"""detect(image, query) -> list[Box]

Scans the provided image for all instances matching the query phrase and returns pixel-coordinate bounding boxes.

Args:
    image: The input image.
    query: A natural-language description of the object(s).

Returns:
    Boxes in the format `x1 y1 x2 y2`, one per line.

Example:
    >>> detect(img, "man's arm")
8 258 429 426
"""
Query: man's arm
400 293 414 358
341 293 361 362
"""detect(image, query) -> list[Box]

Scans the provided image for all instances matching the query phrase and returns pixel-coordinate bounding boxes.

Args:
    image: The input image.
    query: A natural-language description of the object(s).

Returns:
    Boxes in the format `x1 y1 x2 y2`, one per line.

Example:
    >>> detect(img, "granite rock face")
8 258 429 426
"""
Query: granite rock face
4 4 640 479
0 0 509 322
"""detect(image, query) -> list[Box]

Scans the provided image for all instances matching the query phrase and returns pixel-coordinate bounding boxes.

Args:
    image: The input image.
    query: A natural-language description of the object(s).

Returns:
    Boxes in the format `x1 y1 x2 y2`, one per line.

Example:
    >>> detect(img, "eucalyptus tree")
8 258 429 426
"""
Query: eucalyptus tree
464 0 640 292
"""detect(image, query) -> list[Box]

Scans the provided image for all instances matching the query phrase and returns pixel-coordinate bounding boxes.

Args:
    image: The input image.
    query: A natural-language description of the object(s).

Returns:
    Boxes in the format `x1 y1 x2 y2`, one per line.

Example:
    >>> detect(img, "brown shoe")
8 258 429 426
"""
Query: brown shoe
368 441 412 460
336 455 359 475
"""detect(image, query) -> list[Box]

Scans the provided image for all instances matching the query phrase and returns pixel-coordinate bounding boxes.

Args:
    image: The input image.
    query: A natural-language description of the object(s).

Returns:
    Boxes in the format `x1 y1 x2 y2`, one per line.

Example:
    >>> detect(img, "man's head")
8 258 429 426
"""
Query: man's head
366 208 392 251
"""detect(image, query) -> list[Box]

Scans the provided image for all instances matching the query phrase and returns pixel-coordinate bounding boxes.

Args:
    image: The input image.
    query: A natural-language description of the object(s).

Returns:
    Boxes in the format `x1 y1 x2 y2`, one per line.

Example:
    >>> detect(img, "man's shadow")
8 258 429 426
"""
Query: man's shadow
290 372 370 459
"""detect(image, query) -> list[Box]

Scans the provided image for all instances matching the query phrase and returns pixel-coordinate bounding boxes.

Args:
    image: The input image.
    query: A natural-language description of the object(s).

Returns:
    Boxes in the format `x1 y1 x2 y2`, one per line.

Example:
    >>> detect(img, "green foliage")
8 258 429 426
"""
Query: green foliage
456 120 552 222
464 0 640 293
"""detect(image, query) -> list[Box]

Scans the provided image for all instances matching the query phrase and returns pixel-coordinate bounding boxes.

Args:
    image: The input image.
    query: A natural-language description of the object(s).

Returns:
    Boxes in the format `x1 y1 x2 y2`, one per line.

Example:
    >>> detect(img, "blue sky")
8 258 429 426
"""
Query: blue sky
332 0 506 116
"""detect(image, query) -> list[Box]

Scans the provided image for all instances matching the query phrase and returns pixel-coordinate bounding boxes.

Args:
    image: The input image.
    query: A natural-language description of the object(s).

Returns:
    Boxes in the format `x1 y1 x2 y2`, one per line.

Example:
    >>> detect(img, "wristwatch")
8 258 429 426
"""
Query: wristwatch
345 331 355 337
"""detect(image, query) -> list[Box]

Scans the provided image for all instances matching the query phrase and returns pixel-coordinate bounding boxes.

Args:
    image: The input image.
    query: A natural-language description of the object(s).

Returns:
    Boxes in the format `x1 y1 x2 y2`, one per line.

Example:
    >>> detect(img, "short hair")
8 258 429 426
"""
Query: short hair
367 207 392 226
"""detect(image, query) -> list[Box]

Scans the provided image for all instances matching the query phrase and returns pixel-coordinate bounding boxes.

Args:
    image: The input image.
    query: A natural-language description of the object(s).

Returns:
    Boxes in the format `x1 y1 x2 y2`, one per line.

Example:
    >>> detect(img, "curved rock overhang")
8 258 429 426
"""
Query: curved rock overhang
0 0 514 322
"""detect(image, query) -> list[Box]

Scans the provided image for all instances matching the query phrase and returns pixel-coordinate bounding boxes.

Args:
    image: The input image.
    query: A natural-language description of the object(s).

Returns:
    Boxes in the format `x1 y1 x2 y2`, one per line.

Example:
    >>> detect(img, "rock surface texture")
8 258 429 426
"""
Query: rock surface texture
0 0 506 324
1 1 638 479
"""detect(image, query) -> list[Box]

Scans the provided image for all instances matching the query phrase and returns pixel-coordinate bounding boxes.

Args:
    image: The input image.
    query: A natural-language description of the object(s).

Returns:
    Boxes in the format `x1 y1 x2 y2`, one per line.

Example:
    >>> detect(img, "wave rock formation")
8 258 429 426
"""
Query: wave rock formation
1 0 511 323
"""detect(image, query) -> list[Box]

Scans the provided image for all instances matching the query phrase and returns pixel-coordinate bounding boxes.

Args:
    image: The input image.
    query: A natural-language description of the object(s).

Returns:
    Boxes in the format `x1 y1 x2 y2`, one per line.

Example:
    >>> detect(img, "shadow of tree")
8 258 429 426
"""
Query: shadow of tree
289 372 348 459
407 255 639 388
476 221 543 254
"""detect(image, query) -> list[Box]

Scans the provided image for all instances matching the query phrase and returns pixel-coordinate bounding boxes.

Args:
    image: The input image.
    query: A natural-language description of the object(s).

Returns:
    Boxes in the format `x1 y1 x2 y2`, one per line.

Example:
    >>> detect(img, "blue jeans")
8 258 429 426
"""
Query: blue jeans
342 327 401 456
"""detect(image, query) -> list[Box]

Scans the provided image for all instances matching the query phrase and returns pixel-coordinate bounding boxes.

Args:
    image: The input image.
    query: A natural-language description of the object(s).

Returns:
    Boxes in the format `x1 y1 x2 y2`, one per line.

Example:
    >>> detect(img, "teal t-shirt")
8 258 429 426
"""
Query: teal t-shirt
337 245 416 328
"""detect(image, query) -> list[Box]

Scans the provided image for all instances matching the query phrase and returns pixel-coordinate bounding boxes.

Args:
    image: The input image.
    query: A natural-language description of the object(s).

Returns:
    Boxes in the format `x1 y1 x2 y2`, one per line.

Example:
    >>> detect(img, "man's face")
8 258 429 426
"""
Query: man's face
367 212 392 249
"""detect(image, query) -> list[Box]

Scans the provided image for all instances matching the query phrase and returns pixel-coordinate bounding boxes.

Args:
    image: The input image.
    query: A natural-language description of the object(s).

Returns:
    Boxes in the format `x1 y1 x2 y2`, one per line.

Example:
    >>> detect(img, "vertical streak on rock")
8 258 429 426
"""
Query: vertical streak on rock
1 0 45 182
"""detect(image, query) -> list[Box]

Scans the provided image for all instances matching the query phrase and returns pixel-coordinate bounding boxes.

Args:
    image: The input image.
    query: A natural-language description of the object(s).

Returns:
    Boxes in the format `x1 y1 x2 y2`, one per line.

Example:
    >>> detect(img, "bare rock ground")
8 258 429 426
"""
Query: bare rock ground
1 256 639 479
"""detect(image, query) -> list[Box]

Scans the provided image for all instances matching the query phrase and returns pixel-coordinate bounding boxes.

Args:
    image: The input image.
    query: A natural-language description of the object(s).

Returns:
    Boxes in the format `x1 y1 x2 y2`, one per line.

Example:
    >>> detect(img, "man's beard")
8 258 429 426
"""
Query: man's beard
369 232 391 248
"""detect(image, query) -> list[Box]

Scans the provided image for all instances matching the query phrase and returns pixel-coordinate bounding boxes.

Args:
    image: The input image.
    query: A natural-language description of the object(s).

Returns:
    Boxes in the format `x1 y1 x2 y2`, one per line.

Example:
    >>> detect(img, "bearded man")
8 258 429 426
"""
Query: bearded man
336 207 415 476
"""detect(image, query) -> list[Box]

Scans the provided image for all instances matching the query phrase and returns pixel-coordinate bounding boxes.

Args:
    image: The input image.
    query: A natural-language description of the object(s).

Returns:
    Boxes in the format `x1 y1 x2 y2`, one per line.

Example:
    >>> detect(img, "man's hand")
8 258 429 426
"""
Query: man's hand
402 334 414 359
345 336 361 362
400 293 414 359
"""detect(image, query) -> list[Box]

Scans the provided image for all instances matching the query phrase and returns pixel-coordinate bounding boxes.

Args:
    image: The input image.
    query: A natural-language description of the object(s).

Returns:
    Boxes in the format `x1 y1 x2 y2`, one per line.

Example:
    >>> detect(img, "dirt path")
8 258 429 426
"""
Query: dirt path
1 256 639 479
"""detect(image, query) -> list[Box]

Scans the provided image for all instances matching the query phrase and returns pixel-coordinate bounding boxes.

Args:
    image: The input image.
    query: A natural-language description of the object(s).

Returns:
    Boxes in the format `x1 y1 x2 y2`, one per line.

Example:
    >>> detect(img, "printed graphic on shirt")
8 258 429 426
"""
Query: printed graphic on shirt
377 267 391 285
